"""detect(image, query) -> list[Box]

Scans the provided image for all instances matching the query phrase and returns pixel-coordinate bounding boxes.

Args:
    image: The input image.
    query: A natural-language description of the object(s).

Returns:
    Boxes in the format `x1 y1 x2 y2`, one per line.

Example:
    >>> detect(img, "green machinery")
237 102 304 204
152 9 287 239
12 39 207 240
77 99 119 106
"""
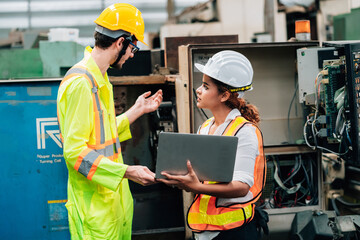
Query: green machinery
0 41 84 79
333 7 360 41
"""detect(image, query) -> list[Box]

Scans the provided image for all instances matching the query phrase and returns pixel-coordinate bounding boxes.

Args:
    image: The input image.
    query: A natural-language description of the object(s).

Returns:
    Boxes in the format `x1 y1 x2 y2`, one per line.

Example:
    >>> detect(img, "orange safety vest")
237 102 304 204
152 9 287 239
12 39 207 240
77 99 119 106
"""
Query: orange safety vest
187 116 266 232
57 65 121 179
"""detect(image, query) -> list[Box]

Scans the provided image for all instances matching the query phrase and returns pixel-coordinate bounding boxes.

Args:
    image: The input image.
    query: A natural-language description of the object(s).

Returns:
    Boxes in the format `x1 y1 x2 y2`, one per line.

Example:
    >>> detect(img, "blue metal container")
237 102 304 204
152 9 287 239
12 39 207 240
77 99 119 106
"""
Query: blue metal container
0 79 69 240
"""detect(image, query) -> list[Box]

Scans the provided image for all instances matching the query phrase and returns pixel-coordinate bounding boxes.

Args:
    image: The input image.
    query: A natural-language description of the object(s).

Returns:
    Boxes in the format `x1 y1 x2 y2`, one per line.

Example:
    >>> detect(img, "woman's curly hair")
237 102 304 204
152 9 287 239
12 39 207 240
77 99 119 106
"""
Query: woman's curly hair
212 78 260 125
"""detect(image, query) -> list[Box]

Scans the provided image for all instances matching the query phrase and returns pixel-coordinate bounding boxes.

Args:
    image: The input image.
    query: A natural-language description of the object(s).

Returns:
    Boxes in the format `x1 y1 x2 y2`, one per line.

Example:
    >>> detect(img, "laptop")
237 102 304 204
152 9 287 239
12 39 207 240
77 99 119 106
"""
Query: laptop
155 132 238 182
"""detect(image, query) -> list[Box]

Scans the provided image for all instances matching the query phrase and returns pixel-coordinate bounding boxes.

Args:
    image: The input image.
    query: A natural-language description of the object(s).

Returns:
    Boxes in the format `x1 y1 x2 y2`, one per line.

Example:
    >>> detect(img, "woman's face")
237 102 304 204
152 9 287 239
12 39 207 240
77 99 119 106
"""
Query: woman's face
195 74 223 110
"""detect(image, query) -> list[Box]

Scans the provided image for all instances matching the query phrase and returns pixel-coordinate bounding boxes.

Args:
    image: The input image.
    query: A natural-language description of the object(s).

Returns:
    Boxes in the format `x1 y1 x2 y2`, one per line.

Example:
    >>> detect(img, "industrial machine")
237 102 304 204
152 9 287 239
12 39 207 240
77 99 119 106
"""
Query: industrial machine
298 42 360 167
0 78 69 239
176 41 360 239
175 41 323 239
296 42 360 239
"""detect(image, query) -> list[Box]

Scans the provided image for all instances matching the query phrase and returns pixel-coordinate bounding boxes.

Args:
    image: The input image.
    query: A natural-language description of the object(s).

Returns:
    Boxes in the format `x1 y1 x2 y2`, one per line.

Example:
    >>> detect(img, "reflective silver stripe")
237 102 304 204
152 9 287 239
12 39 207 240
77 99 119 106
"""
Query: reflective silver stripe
65 67 105 145
78 150 99 177
115 137 120 153
104 144 114 157
97 110 105 145
96 148 105 156
65 67 86 78
95 144 114 158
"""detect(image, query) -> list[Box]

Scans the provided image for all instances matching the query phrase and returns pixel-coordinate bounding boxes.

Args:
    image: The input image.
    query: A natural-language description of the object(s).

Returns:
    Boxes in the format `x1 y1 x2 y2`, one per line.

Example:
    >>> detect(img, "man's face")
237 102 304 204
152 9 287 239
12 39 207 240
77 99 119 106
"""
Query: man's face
114 40 138 69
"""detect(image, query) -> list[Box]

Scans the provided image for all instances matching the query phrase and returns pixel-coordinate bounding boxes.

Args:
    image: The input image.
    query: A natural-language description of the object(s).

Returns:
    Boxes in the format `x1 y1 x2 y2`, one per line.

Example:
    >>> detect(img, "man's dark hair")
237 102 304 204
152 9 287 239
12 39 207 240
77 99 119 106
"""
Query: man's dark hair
94 31 118 49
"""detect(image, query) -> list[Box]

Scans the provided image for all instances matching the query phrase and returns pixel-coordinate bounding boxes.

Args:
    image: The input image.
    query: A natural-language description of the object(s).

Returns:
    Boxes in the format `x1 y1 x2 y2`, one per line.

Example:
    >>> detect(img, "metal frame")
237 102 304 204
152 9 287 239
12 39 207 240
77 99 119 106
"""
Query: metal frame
176 41 325 239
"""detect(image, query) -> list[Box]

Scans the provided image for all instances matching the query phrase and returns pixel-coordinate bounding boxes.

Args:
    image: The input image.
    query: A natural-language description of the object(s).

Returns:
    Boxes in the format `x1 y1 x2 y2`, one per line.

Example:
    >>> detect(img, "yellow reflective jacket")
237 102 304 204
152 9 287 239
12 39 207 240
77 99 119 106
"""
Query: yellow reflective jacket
57 46 133 240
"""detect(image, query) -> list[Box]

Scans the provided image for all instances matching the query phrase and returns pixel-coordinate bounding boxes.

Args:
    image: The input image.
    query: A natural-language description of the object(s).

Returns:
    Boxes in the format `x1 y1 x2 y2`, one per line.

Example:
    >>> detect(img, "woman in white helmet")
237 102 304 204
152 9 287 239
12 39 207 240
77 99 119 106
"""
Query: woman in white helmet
159 50 266 240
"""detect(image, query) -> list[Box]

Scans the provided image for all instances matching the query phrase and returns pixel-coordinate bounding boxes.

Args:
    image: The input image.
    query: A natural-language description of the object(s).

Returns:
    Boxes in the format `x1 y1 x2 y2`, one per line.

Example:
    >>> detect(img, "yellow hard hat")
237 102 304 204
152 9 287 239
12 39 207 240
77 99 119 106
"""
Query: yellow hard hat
94 3 147 45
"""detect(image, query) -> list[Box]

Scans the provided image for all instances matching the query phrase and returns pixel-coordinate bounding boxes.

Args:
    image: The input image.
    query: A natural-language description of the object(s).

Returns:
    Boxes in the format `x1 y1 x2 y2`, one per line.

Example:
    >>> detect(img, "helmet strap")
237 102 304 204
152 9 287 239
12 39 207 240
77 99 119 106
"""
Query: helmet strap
110 35 131 68
229 83 252 92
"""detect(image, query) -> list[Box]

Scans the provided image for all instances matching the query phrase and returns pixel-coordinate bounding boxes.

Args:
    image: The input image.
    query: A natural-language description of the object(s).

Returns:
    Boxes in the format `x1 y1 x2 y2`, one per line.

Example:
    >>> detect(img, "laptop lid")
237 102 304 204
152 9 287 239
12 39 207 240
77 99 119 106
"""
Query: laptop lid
155 132 238 182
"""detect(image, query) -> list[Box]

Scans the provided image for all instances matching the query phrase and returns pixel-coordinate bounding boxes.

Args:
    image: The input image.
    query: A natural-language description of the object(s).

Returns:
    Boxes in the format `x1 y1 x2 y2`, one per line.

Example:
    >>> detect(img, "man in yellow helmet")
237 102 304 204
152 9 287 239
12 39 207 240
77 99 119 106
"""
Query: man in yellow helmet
57 3 163 240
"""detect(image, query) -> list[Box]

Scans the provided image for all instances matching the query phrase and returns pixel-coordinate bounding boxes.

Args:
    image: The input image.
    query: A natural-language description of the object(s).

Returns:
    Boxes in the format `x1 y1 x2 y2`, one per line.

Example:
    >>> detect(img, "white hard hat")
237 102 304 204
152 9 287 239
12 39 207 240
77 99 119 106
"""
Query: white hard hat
195 50 253 97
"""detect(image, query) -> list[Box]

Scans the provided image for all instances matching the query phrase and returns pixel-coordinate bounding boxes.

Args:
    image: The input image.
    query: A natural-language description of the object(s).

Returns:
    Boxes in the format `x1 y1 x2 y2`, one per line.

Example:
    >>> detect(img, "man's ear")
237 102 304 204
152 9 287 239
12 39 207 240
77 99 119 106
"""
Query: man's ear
220 91 231 103
115 37 124 49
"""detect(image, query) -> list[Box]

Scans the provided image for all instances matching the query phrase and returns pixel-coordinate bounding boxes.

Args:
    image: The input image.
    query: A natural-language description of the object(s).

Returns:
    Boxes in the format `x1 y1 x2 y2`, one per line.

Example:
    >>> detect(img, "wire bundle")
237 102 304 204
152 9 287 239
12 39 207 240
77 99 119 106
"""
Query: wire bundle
259 155 318 208
303 67 351 156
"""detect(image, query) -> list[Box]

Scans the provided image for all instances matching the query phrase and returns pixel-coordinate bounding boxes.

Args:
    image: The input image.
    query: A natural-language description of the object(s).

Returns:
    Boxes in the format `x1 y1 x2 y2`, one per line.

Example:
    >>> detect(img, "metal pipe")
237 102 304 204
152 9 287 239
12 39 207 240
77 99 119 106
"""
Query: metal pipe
28 0 31 30
347 165 360 173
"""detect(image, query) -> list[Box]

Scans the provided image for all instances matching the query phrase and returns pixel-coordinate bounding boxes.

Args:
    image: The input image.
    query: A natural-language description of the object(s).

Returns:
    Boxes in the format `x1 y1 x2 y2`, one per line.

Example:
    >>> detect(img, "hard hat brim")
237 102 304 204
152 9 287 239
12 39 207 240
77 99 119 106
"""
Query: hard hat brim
95 25 148 46
195 63 205 74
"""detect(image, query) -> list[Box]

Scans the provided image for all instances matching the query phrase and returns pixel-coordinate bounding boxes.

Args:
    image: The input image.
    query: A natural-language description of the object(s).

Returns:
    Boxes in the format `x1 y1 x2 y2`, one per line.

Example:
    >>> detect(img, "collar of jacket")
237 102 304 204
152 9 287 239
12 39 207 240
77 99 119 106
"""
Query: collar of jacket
84 46 110 90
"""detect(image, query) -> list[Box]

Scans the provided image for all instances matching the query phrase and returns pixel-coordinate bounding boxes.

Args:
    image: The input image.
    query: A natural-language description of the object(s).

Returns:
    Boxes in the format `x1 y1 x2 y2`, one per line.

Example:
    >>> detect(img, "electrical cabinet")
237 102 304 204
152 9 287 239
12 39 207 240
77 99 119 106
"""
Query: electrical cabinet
176 42 326 239
297 42 360 223
298 42 360 166
110 77 185 236
297 47 338 103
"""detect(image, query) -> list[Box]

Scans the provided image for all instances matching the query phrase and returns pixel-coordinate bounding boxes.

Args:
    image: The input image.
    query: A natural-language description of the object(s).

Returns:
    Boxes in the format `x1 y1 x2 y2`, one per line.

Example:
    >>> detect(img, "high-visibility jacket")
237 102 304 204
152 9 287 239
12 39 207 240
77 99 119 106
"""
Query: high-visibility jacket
57 46 133 240
187 116 266 232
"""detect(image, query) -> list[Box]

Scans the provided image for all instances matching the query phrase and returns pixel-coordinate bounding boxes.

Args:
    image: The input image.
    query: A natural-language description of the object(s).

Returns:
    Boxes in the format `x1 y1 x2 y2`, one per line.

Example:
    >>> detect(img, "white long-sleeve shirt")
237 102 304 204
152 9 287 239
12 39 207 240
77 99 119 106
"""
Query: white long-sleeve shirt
195 108 259 240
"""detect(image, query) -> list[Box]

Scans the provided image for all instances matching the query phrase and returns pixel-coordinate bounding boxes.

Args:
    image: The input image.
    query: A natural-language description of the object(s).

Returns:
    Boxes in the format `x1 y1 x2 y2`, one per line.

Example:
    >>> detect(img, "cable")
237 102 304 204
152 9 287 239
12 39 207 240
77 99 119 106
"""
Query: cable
335 196 360 208
302 156 318 205
310 71 325 148
304 118 316 150
308 157 315 198
310 157 319 204
283 156 302 185
273 158 301 198
301 160 312 198
314 71 323 112
345 123 352 146
305 68 353 156
322 154 341 164
317 145 349 156
265 153 321 209
331 198 341 216
303 115 349 156
287 80 298 144
311 116 318 147
334 106 345 139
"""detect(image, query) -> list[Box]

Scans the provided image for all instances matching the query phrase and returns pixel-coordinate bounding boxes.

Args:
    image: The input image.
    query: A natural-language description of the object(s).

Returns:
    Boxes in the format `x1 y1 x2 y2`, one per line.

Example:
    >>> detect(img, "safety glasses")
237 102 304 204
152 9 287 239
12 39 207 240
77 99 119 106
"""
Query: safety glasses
129 41 140 54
